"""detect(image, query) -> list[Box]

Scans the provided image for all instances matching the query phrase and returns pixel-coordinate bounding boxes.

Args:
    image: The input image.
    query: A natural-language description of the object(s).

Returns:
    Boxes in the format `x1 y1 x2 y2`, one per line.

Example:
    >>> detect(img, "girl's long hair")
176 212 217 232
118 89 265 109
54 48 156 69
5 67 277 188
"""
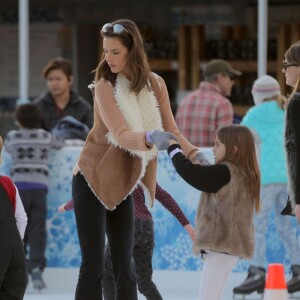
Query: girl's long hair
264 94 287 110
94 19 151 94
216 125 261 213
285 41 300 103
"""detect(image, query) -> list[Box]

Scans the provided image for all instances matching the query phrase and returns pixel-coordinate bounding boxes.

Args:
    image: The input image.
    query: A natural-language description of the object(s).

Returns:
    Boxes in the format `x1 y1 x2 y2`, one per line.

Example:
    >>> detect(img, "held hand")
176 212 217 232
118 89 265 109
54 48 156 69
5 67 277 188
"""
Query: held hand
58 203 66 213
295 204 300 223
148 130 178 151
184 224 196 241
193 152 211 166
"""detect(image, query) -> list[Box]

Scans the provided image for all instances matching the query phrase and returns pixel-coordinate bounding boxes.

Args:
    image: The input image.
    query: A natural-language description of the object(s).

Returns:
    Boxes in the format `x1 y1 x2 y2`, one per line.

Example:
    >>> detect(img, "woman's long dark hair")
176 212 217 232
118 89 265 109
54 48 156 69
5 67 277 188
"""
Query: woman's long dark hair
95 19 151 94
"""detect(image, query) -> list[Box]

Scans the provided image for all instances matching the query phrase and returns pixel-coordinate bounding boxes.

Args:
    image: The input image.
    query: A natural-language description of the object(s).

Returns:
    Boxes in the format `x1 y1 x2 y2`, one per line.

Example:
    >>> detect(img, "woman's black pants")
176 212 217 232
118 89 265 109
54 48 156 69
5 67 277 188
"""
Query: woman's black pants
72 173 138 300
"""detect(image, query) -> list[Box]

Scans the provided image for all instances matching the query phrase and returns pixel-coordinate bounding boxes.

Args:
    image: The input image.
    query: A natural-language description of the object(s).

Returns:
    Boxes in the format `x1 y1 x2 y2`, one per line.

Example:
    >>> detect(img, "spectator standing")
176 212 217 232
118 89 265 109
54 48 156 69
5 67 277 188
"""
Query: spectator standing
33 57 93 132
233 75 300 296
5 104 65 291
280 41 300 294
176 59 241 147
0 135 27 300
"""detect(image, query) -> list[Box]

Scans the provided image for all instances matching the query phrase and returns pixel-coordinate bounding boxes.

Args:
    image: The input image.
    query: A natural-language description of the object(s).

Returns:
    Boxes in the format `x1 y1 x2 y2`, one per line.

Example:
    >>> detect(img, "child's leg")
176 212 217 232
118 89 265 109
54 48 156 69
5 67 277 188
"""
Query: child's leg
133 220 163 300
28 189 47 272
197 251 238 300
19 189 47 273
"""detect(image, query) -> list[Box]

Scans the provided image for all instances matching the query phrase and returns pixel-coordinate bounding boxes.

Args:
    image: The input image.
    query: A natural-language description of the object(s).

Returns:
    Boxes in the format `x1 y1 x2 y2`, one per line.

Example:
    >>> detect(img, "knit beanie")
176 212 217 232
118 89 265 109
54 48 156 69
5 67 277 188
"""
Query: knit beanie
251 75 281 105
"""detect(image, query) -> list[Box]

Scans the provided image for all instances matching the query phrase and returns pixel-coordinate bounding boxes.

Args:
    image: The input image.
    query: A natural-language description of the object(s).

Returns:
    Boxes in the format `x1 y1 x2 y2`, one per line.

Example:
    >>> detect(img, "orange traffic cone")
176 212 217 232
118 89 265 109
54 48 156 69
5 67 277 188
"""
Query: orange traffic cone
263 263 288 300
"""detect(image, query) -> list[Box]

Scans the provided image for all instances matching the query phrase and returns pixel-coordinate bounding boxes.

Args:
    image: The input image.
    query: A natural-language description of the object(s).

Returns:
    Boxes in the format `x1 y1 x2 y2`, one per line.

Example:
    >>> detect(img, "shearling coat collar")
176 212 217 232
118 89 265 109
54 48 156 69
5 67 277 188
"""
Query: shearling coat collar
193 162 255 260
107 73 163 181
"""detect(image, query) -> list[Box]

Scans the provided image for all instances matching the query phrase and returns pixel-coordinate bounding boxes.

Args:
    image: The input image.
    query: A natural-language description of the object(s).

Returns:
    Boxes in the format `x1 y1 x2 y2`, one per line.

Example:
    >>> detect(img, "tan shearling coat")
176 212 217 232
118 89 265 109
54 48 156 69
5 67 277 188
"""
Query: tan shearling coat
193 162 255 260
77 73 197 210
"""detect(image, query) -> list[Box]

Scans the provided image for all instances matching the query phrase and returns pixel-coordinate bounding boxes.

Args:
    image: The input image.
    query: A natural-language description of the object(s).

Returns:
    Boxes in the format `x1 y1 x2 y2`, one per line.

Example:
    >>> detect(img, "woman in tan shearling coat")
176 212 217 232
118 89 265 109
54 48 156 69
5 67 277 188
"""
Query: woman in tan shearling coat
71 19 203 300
165 125 261 300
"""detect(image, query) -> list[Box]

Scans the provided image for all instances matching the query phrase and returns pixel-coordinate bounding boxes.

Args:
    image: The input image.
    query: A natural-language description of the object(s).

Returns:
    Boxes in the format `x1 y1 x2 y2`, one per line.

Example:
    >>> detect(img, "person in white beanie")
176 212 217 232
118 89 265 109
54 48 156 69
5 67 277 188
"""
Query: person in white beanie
233 75 300 296
251 75 284 106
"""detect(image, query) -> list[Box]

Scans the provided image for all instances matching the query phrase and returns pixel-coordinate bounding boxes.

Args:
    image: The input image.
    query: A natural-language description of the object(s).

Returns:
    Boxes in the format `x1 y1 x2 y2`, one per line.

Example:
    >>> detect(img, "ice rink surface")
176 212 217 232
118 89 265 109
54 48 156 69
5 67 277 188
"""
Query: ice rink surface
23 268 300 299
22 269 277 300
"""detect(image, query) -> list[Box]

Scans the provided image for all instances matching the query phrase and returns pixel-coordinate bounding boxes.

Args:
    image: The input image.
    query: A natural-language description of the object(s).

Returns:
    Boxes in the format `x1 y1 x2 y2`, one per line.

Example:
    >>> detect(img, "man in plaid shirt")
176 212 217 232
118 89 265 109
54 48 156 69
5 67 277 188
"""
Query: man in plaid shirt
176 59 241 147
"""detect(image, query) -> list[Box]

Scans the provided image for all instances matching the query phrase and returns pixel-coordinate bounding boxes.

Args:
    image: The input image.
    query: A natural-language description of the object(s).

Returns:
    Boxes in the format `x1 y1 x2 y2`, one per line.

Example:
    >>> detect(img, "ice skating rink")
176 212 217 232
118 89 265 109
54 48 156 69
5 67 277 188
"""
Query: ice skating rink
22 269 261 300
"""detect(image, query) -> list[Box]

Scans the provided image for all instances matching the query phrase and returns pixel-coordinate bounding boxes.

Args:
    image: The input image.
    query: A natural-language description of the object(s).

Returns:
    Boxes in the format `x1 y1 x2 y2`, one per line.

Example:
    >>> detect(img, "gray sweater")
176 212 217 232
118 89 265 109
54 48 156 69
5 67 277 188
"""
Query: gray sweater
5 128 65 186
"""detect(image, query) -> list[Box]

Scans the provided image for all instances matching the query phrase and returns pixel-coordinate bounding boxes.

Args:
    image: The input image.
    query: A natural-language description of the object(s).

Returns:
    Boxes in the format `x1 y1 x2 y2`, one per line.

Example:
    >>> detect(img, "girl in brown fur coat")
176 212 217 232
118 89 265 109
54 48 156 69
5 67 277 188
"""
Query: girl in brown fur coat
165 124 261 300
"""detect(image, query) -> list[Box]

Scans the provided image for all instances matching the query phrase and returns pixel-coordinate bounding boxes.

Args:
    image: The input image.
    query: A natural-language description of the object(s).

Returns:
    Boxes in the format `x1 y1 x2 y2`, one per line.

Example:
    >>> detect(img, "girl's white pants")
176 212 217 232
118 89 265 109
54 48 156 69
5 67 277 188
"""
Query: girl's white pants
197 250 239 300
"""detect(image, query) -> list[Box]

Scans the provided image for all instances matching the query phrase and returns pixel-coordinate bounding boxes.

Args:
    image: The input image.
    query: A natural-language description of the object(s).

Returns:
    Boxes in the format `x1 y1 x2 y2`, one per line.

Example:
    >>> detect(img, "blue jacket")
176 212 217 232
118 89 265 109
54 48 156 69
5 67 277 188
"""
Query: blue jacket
241 101 287 185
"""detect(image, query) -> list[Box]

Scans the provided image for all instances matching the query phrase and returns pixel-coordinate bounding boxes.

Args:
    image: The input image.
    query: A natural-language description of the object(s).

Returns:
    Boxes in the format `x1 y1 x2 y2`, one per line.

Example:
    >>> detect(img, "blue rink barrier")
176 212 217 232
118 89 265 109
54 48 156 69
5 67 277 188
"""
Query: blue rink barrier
0 146 299 272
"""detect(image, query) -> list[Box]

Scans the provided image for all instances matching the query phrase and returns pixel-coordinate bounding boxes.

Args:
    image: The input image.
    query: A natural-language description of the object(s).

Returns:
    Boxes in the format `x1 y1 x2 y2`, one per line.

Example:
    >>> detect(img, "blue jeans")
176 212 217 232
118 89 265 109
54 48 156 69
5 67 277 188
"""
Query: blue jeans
252 184 300 267
72 173 138 300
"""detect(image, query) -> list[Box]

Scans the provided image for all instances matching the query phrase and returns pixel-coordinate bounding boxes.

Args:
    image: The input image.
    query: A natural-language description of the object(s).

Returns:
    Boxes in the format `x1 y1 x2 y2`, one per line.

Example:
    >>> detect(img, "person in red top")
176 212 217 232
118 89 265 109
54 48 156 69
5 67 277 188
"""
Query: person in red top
58 183 195 300
176 59 241 147
0 136 28 300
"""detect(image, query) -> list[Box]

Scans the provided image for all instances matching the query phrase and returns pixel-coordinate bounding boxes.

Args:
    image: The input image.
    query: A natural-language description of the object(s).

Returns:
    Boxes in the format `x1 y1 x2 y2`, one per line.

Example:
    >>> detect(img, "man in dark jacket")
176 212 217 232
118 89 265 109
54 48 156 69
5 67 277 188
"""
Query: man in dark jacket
34 57 93 132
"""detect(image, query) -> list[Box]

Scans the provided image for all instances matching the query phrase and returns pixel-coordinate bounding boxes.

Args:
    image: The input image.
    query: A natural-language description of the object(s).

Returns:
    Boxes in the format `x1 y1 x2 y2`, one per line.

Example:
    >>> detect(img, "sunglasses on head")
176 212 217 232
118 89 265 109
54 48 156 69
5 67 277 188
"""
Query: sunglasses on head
101 23 128 34
283 60 299 71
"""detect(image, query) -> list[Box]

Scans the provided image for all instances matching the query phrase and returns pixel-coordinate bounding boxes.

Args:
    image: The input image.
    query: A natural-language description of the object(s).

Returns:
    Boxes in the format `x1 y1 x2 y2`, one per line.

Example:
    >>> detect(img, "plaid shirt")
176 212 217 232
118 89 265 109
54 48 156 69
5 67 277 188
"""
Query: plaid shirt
176 82 233 147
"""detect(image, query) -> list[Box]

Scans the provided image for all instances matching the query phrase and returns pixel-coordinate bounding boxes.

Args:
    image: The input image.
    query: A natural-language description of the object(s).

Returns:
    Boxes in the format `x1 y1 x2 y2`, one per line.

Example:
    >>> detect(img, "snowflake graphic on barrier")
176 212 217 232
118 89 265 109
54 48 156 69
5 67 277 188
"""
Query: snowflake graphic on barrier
159 233 201 271
158 153 178 182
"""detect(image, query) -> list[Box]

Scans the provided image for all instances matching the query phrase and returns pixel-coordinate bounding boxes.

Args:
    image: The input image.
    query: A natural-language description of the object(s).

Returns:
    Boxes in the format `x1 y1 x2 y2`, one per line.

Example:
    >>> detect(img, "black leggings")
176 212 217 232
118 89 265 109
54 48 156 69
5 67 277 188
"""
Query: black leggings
72 173 138 300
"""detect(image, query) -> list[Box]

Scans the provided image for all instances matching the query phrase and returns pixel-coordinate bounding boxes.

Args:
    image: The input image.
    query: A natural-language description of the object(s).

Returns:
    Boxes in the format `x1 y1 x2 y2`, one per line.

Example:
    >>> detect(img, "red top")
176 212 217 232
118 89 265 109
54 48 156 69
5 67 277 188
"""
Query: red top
0 176 16 212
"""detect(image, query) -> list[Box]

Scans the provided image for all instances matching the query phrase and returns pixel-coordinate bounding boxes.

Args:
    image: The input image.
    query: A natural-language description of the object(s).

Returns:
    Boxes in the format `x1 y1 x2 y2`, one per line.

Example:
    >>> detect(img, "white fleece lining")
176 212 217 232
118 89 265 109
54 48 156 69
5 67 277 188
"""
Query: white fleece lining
139 181 153 209
105 73 163 206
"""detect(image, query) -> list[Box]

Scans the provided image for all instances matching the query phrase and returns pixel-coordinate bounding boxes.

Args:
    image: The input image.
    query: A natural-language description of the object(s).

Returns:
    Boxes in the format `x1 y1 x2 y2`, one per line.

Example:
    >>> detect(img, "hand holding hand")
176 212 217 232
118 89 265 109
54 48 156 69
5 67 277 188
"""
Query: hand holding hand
147 130 178 151
192 152 211 166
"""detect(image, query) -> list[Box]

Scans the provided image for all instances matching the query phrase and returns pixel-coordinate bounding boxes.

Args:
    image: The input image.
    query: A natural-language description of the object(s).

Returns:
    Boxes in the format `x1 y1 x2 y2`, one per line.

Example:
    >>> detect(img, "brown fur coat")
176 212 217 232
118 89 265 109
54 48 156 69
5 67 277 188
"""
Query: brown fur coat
193 162 255 260
77 73 197 210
